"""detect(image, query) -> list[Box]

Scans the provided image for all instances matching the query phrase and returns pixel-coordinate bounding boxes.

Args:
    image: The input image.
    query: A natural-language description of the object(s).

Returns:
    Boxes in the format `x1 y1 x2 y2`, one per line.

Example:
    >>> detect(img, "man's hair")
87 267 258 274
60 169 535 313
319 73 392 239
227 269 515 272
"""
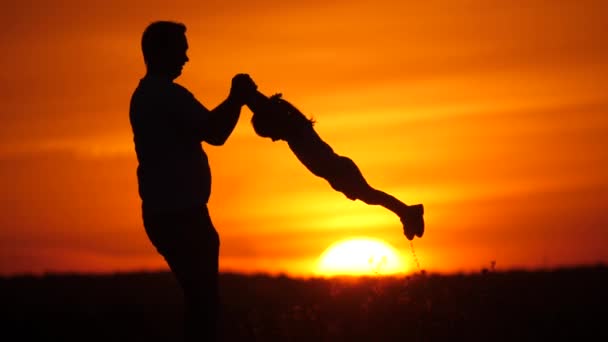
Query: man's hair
141 21 187 65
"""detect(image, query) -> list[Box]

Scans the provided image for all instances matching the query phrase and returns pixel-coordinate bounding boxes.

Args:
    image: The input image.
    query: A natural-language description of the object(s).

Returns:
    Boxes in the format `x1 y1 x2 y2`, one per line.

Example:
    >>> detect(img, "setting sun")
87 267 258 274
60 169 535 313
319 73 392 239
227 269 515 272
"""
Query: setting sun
316 238 406 277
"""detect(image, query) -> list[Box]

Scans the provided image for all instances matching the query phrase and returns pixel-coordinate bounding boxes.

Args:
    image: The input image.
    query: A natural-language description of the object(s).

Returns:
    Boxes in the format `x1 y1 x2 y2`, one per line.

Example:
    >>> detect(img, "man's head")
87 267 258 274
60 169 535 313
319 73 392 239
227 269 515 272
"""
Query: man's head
141 21 189 80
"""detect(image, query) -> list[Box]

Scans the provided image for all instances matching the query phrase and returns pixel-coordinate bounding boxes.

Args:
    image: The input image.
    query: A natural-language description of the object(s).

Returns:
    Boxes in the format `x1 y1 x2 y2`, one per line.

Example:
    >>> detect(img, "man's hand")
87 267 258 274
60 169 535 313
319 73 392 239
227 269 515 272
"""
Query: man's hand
229 73 257 106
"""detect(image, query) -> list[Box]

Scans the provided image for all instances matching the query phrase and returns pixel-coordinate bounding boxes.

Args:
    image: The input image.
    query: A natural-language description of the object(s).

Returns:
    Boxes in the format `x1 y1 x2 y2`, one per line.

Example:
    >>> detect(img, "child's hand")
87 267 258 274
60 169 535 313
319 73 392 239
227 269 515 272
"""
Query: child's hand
229 73 257 105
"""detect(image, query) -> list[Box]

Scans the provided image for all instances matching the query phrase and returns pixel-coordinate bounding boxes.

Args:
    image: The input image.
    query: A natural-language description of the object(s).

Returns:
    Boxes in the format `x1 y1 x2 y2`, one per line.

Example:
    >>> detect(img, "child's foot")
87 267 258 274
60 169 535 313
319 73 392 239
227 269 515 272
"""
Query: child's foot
400 204 424 241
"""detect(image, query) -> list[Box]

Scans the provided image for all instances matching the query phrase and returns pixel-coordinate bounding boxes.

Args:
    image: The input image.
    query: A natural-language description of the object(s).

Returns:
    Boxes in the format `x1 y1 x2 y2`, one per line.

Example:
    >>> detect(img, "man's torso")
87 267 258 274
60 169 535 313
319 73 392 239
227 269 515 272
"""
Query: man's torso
129 76 211 212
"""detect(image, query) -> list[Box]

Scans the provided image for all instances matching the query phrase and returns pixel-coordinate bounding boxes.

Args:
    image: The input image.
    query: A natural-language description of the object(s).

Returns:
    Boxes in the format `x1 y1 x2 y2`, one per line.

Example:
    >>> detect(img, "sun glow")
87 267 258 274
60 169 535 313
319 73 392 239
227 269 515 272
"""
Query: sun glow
316 238 406 277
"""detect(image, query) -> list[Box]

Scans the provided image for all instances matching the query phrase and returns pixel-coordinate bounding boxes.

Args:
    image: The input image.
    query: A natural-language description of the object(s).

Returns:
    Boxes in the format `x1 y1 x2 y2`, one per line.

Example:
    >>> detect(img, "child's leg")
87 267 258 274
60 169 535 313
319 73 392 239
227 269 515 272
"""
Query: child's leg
357 187 408 214
350 184 425 240
329 156 406 211
327 156 424 240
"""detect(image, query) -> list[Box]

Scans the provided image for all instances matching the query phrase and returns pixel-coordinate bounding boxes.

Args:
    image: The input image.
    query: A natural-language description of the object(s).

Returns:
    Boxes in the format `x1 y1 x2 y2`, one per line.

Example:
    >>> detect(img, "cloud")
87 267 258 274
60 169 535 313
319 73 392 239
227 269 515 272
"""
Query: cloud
0 137 134 161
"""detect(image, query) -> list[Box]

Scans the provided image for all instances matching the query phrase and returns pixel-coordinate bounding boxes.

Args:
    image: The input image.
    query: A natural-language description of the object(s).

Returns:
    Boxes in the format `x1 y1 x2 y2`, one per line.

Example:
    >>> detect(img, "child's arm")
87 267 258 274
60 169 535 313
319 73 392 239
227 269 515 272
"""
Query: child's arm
245 90 276 117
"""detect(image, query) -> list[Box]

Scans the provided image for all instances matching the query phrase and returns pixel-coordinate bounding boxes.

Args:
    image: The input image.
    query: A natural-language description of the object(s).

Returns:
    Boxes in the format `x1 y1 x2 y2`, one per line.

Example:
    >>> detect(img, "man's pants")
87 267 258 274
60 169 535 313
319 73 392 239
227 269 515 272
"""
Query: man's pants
143 205 220 342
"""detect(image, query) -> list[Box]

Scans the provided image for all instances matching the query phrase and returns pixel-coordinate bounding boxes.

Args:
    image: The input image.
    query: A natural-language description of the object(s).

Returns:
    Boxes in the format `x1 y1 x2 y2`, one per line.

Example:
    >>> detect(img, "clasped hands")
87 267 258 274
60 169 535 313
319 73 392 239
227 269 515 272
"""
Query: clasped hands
228 73 258 106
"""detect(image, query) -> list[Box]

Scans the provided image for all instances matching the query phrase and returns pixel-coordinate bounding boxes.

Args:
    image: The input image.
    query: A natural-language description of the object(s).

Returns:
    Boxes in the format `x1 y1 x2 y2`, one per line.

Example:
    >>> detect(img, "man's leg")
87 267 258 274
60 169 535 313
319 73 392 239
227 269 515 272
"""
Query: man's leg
143 206 220 342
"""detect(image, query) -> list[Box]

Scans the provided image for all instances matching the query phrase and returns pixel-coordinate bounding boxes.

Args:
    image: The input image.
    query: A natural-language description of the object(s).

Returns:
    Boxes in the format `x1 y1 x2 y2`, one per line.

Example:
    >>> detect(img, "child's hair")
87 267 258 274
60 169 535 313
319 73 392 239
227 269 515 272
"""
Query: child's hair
251 94 315 141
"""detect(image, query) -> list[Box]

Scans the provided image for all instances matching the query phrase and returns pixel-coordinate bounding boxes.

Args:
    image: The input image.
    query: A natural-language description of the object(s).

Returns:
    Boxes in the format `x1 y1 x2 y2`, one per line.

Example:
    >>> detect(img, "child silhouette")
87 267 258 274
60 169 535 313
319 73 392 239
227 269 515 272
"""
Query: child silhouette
247 91 424 240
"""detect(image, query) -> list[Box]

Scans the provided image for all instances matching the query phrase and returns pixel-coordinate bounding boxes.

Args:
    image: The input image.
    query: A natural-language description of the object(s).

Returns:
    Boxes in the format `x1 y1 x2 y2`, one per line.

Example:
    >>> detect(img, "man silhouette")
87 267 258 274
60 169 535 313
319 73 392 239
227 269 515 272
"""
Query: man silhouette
129 21 256 341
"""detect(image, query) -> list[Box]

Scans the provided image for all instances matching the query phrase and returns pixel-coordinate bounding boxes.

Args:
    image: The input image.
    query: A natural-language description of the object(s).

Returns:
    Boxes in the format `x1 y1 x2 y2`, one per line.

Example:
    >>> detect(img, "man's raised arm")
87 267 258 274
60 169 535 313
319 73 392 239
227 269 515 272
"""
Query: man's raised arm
178 74 257 145
204 74 257 145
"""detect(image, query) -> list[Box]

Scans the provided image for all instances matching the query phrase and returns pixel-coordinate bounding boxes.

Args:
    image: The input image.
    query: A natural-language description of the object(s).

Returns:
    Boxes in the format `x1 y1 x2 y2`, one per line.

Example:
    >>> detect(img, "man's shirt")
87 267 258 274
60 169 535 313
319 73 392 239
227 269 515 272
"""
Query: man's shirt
129 76 212 212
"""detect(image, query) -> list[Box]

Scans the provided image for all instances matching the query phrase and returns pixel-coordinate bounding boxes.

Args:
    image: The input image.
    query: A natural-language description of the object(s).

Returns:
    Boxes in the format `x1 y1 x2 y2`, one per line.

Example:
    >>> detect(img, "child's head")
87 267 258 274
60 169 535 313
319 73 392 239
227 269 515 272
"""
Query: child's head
251 94 314 141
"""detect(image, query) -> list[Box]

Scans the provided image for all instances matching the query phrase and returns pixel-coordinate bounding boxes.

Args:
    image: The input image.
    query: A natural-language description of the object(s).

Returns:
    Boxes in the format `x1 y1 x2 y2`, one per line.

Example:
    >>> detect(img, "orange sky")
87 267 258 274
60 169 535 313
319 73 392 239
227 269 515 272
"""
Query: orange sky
1 0 607 277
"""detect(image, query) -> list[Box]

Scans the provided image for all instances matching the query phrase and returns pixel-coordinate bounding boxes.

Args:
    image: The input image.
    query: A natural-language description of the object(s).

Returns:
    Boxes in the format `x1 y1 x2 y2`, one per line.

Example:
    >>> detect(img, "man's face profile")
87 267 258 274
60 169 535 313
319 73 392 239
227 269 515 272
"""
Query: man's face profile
164 34 189 80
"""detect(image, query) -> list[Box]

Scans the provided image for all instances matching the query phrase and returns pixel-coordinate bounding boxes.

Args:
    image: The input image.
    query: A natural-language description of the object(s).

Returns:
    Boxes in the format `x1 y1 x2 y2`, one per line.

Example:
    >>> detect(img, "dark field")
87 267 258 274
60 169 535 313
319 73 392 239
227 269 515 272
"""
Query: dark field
1 266 606 341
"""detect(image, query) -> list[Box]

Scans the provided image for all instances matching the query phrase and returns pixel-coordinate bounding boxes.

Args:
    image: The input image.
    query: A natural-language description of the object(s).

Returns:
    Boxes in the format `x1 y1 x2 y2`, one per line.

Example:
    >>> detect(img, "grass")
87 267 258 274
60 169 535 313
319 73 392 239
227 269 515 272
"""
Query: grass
1 265 606 341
